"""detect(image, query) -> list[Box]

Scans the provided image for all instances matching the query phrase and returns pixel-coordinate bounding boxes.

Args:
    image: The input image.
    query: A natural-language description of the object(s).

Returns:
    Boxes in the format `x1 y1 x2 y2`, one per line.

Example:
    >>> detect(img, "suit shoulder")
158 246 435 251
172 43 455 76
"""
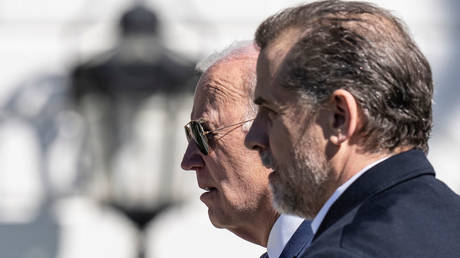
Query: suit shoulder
335 175 460 257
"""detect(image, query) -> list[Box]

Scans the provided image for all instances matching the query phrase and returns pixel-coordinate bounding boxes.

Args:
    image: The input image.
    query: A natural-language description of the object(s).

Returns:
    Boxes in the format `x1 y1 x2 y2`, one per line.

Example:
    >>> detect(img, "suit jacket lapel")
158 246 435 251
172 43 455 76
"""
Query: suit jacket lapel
279 220 313 258
313 149 435 240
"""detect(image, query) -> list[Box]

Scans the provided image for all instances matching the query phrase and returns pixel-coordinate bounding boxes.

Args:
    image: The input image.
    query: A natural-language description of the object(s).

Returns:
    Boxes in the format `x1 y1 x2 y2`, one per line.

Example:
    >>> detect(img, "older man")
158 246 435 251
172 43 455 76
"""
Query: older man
181 42 312 258
245 1 460 257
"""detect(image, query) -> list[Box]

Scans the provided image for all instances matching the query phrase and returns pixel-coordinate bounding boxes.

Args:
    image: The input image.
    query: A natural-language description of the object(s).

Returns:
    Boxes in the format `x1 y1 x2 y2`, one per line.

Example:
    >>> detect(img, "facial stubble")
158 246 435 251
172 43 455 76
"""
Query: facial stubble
269 132 333 219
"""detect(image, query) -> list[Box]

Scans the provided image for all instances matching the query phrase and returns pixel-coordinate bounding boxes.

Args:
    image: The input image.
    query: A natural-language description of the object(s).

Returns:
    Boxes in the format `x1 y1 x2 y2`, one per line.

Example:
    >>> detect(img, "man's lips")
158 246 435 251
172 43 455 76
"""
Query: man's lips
200 186 218 203
198 180 217 192
196 171 218 201
198 182 218 195
201 186 217 192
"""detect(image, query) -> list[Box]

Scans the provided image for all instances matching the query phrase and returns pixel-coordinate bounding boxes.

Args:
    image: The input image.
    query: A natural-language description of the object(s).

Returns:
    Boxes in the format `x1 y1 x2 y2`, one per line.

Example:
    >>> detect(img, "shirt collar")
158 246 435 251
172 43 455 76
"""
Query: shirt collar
267 214 304 258
311 156 390 234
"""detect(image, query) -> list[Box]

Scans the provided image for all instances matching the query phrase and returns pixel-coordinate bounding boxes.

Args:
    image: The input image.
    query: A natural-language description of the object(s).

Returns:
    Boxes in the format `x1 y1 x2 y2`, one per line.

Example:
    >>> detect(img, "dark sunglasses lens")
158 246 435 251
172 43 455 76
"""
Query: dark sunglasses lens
190 122 209 155
185 127 192 142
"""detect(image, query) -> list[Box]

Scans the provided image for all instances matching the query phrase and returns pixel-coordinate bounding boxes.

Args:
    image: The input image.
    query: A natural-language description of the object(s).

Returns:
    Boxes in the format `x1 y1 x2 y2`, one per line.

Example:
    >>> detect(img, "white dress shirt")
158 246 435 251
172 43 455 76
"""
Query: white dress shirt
266 214 304 258
311 156 390 235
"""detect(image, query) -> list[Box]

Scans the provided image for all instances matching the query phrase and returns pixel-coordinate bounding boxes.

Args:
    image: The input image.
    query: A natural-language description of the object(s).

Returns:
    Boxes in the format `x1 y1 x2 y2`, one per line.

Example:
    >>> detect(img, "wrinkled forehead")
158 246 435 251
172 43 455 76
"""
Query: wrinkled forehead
191 60 250 121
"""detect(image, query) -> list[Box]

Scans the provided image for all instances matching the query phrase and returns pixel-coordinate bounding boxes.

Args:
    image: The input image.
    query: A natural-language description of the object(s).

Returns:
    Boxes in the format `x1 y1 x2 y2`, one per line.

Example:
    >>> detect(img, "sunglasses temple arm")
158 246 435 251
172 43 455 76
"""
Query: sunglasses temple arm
203 118 255 135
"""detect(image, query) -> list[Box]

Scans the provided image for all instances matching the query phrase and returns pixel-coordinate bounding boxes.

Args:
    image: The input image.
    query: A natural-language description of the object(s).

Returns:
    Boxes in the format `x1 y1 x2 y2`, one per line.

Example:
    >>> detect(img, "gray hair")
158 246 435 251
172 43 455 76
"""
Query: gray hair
196 41 259 130
195 40 255 74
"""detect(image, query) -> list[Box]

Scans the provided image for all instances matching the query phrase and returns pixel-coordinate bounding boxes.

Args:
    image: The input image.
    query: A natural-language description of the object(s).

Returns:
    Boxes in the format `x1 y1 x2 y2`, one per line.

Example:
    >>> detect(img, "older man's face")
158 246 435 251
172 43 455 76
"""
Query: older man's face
181 59 273 229
245 31 333 218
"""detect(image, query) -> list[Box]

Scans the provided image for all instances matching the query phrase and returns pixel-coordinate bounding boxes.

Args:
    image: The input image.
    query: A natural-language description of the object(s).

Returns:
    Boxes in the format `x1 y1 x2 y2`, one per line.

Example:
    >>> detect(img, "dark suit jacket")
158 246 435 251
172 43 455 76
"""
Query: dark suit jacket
300 149 460 258
261 220 313 258
279 220 312 258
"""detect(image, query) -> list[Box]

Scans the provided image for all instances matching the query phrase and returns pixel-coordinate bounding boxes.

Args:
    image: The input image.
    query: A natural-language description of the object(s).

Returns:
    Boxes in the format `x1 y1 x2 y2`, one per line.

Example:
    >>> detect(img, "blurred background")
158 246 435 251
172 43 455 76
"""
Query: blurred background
0 0 458 257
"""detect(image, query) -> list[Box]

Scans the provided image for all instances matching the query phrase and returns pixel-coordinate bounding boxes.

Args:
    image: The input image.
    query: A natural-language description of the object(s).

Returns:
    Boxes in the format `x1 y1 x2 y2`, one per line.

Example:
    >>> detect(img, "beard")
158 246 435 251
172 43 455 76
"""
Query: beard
267 138 333 219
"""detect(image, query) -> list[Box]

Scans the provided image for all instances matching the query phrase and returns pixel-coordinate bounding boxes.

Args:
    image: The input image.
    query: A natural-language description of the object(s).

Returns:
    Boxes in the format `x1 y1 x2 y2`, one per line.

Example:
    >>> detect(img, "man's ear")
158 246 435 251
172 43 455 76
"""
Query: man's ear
328 89 359 145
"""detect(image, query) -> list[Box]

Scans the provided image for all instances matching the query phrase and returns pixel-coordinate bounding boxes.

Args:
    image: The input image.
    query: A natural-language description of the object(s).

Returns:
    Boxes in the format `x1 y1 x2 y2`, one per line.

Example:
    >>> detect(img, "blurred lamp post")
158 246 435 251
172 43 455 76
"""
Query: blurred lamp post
71 5 195 258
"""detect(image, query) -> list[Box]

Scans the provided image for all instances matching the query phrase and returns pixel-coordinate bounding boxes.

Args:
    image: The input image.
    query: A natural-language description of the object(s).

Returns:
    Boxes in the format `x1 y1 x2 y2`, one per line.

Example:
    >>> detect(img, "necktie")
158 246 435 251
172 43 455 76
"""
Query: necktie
260 252 269 258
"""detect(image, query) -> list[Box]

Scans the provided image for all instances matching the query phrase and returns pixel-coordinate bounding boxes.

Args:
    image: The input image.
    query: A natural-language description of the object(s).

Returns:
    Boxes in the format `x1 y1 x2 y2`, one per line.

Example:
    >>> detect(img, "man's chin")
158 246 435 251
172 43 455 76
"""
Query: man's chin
269 173 309 218
269 173 290 211
207 206 227 228
268 169 288 195
271 183 318 219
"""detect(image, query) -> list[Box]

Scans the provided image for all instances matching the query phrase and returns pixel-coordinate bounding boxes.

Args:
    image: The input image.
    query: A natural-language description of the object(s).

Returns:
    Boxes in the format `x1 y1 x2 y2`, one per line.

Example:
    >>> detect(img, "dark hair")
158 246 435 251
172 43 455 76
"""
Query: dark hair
255 0 338 49
256 0 433 153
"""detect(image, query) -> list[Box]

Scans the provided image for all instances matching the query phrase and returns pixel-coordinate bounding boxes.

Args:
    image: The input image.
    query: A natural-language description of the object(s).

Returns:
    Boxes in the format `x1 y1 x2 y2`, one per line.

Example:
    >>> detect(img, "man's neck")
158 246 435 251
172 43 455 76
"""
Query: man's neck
230 212 280 247
332 146 409 187
311 154 392 234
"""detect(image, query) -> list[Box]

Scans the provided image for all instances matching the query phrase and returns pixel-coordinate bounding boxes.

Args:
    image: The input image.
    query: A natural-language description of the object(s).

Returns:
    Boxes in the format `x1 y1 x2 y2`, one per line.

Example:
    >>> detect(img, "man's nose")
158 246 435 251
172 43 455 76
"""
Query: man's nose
244 116 268 152
181 141 205 171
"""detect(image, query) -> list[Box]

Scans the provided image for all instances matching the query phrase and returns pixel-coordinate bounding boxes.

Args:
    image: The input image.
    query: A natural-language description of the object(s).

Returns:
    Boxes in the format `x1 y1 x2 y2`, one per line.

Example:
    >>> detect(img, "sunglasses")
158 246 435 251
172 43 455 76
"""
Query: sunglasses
184 118 255 155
